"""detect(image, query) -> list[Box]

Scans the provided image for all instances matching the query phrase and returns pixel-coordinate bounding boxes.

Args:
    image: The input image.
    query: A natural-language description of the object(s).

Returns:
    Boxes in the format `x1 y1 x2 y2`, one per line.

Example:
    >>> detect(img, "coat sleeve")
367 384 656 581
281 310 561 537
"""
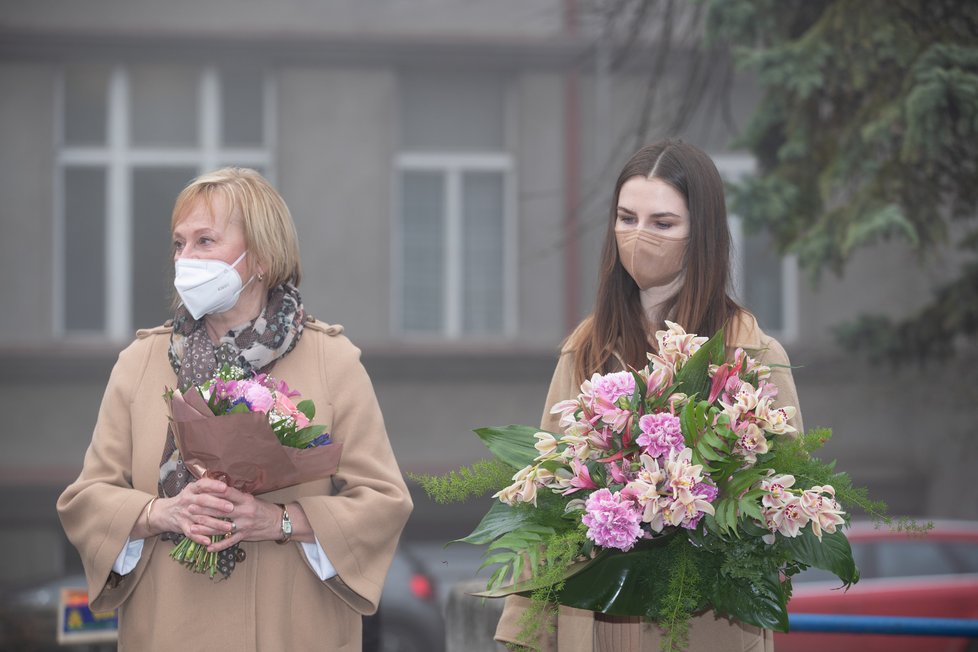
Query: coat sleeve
538 350 580 435
297 334 413 615
56 339 158 610
726 310 804 435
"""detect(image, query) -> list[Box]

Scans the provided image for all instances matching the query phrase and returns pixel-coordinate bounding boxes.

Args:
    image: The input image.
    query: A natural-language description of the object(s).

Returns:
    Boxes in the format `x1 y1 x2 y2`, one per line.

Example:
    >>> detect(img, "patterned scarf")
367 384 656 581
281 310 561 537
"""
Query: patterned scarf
158 283 305 577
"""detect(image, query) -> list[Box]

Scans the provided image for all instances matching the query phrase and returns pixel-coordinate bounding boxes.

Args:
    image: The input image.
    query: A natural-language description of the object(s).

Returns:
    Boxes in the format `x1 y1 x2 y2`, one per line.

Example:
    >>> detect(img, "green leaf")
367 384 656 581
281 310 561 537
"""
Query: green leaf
296 399 316 420
456 501 533 545
701 428 728 450
738 496 765 522
290 425 327 449
696 441 727 462
674 330 725 399
631 371 647 404
714 498 736 532
724 469 765 497
680 400 699 449
711 569 788 632
555 534 688 614
486 564 509 592
781 527 858 586
474 556 595 598
474 425 543 469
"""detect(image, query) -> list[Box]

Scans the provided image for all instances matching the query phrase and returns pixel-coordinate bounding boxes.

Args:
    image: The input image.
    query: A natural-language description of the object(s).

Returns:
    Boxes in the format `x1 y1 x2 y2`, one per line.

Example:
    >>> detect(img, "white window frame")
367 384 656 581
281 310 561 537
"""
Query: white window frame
713 153 799 343
53 64 276 340
392 152 518 339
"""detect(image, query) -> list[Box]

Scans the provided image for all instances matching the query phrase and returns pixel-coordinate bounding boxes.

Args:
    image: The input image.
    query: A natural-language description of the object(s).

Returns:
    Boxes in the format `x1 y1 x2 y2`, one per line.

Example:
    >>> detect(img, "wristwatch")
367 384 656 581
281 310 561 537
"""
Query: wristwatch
275 503 293 544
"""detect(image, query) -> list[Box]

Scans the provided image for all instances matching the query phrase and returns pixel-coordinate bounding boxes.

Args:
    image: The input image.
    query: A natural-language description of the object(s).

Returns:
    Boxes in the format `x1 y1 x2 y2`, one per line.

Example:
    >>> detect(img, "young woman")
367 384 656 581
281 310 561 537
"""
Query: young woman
495 140 802 651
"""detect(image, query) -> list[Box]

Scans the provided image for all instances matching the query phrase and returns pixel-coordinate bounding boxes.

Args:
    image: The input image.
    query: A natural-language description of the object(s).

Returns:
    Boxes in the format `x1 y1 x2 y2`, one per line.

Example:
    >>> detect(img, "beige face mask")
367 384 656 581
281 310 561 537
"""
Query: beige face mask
615 228 688 290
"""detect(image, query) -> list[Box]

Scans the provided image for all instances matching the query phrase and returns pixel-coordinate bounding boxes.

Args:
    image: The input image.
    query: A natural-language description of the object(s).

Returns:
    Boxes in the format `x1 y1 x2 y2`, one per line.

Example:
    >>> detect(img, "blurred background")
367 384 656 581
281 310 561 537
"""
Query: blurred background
1 0 976 650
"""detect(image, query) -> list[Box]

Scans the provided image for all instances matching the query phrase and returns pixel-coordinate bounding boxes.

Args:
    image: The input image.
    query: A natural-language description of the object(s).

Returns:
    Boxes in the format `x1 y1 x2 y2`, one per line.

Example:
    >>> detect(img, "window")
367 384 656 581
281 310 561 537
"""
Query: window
394 73 517 338
714 154 798 342
56 64 274 339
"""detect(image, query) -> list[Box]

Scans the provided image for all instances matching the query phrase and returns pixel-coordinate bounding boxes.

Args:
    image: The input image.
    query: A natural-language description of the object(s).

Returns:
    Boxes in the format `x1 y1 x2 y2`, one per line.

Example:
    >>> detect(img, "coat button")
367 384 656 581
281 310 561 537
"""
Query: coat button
236 548 247 563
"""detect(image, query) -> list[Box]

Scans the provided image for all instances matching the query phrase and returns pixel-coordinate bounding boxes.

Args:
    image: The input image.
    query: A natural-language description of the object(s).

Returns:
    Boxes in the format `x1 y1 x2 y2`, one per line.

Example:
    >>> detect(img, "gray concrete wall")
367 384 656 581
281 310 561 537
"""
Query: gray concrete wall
515 71 569 346
0 63 56 343
445 580 506 652
278 66 397 343
0 0 565 38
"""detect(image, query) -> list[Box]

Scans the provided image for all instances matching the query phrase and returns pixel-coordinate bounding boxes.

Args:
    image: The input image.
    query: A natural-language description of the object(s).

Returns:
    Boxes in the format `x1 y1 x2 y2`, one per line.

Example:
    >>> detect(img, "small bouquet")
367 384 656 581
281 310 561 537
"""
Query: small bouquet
415 323 912 651
165 365 342 577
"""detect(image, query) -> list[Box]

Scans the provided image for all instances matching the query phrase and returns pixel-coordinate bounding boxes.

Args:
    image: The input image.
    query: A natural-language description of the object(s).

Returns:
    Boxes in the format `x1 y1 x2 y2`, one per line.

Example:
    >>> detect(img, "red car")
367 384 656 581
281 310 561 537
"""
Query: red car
776 520 978 652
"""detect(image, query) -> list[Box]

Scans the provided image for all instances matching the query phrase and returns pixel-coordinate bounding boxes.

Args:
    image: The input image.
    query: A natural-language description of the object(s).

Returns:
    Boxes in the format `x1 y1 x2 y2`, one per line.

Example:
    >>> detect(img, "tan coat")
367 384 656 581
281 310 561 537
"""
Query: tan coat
57 318 413 651
495 311 803 652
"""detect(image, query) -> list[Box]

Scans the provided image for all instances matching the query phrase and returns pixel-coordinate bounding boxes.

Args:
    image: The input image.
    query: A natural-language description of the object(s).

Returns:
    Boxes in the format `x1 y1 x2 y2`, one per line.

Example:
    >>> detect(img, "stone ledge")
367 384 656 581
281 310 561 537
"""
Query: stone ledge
446 579 507 652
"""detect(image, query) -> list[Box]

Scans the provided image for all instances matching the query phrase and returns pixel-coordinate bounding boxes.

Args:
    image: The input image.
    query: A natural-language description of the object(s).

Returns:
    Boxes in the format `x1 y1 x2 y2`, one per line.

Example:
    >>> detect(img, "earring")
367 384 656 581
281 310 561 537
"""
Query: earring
258 271 265 282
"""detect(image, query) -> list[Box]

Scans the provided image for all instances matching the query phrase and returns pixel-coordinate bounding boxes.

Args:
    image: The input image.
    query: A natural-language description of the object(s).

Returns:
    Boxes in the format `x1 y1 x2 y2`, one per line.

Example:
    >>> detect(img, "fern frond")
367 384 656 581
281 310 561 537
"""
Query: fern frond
408 458 515 504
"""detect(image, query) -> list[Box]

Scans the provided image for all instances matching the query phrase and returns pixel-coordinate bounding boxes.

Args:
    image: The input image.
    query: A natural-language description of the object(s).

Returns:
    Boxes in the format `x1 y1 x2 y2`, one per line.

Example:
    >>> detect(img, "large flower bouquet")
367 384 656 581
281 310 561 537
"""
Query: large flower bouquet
415 323 904 651
165 365 342 577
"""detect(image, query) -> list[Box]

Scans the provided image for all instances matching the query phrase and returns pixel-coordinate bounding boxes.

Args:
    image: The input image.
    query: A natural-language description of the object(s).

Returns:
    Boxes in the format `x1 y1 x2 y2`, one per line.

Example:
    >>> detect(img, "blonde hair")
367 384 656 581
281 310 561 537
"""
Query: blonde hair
171 167 302 288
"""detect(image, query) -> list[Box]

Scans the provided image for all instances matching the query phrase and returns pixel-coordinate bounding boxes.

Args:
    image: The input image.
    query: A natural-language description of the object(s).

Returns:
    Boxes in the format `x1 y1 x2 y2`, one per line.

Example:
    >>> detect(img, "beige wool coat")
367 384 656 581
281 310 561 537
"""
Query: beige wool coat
495 310 803 652
58 317 413 651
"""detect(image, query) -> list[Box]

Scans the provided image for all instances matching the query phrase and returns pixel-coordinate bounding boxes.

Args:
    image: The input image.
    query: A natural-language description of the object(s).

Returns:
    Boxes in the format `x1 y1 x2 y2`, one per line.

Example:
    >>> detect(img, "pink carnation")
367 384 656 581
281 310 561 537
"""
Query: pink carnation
242 382 275 413
582 488 643 551
636 412 685 459
591 371 636 405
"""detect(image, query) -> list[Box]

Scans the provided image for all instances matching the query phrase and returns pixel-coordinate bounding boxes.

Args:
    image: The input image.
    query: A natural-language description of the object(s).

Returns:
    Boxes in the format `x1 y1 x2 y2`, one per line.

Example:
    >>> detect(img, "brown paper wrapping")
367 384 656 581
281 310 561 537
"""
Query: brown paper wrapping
167 388 343 495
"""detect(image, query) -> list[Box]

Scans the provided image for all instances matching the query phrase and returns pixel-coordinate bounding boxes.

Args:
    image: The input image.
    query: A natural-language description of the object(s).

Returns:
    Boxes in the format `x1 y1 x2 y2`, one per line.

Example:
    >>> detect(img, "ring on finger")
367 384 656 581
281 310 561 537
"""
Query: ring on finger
230 520 237 534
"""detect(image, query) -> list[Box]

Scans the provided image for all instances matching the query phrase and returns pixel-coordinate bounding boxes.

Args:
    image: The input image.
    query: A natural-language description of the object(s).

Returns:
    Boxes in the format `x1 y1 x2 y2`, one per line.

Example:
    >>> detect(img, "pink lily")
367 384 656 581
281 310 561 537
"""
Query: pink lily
561 459 598 495
708 353 744 404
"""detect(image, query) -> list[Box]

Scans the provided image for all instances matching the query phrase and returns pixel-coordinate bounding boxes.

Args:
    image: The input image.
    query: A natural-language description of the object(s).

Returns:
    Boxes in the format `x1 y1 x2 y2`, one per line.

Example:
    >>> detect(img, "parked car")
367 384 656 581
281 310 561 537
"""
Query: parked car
0 542 444 652
777 519 978 652
369 541 445 652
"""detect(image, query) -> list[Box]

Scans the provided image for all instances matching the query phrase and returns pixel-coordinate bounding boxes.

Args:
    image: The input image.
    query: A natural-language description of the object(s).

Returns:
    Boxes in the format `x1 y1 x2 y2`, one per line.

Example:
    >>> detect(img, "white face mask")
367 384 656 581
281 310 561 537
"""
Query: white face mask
174 251 253 320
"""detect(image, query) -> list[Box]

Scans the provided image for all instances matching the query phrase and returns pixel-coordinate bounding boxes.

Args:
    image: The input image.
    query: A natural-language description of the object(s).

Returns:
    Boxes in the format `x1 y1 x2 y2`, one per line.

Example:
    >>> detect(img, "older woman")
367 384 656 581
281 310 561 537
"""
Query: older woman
58 167 412 650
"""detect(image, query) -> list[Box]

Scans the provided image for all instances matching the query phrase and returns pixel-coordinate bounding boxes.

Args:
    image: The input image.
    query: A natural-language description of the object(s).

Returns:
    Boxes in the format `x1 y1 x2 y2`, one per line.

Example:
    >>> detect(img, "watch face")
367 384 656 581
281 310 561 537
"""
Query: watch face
283 519 293 535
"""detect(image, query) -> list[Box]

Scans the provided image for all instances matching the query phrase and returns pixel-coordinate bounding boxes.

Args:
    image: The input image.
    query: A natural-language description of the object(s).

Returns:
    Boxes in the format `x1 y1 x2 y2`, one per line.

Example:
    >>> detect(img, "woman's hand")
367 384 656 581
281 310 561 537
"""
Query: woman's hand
141 478 235 546
200 485 285 552
136 480 313 550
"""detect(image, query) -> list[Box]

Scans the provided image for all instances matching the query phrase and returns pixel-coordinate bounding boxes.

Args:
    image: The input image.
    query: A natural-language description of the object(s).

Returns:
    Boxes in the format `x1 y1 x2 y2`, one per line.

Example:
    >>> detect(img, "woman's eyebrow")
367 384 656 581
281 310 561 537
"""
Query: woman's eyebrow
616 207 682 219
174 226 219 238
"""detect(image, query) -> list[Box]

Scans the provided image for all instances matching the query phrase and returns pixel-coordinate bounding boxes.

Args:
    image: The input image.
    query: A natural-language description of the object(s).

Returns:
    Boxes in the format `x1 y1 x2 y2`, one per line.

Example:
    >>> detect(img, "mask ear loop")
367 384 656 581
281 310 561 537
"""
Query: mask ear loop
227 251 257 299
232 250 259 289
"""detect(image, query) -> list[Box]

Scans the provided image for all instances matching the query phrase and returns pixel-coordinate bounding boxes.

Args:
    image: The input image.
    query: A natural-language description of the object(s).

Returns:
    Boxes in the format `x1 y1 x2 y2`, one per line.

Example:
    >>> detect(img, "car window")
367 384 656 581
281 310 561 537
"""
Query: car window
792 541 872 584
876 540 957 577
945 541 978 573
792 567 839 583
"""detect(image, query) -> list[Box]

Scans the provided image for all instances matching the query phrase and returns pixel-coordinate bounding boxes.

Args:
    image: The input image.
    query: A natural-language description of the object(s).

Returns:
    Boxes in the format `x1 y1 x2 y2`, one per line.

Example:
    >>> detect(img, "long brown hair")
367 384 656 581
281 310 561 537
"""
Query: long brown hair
572 140 741 382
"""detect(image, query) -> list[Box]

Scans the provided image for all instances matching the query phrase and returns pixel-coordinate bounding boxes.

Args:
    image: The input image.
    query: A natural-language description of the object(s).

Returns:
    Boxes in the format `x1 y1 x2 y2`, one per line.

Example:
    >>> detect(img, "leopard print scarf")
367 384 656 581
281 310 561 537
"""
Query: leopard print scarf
157 283 305 577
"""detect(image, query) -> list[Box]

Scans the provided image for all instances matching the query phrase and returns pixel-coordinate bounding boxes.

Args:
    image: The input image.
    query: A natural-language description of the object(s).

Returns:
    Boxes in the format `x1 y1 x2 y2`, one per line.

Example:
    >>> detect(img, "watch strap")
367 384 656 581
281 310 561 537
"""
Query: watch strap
275 503 293 544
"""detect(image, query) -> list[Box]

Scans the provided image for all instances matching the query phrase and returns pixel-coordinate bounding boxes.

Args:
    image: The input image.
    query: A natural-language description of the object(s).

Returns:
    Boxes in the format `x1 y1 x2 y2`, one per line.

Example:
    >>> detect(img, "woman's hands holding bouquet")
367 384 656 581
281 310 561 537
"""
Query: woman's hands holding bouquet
139 478 289 551
161 365 339 578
